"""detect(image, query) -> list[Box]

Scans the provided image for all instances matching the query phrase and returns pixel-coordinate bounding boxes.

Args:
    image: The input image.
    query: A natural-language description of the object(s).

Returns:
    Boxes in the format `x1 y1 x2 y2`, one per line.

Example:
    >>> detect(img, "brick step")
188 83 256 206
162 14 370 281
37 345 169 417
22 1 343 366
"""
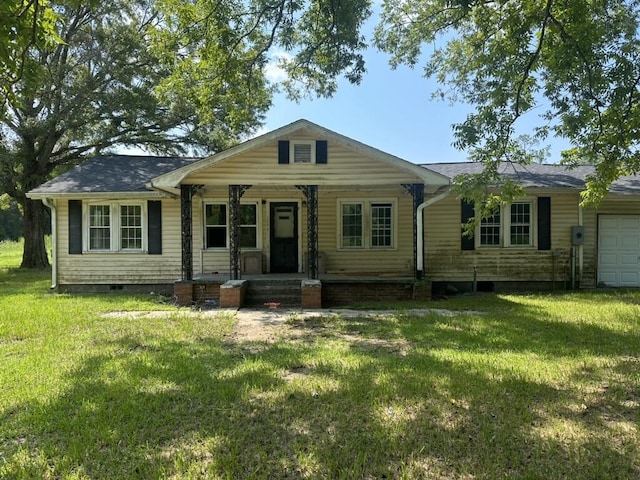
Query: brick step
245 280 302 307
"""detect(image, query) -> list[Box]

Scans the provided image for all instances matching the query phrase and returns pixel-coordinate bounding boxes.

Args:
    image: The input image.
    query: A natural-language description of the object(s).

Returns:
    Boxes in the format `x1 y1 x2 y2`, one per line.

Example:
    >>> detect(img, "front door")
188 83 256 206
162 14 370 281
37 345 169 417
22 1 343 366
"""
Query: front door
270 202 298 273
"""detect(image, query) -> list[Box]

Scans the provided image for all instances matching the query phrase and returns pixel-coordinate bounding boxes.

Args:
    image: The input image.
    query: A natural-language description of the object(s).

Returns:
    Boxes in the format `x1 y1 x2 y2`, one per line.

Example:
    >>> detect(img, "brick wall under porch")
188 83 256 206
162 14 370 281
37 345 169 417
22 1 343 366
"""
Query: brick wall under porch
174 279 432 308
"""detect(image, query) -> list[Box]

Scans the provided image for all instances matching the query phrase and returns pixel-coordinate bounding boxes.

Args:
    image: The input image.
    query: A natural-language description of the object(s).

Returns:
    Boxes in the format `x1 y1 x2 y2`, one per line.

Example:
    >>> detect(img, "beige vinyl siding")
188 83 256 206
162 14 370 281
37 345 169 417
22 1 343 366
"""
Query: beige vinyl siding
197 189 306 275
318 188 414 275
197 186 414 275
56 198 183 285
184 133 424 186
424 192 582 283
582 197 640 287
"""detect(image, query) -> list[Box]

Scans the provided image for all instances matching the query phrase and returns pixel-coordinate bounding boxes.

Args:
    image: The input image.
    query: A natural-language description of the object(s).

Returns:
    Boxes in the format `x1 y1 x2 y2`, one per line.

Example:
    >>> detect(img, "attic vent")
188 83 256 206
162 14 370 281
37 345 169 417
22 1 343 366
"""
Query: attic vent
292 142 313 163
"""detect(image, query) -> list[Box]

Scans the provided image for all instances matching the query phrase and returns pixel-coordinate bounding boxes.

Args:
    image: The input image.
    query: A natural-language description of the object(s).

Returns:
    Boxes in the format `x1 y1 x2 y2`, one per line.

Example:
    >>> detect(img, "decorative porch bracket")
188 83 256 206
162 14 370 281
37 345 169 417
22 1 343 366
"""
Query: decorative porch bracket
180 184 201 281
403 183 425 279
229 184 252 280
296 185 319 279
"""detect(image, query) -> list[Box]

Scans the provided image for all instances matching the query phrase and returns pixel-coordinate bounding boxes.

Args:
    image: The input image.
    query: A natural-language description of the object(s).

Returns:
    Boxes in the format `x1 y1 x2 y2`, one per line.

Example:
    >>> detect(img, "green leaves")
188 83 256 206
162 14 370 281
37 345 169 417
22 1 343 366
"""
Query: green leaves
152 0 372 103
2 0 380 266
277 0 371 98
375 0 640 205
0 0 63 117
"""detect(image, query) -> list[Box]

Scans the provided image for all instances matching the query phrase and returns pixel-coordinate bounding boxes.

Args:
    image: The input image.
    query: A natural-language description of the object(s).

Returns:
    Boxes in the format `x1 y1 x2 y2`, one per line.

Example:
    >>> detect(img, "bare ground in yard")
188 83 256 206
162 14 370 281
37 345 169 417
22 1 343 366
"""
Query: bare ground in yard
102 307 467 344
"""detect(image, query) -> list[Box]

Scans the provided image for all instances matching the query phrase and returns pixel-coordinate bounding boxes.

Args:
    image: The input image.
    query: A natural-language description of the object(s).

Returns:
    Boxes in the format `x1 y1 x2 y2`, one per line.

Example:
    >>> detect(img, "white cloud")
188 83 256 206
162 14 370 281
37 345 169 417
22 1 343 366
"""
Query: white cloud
264 51 294 83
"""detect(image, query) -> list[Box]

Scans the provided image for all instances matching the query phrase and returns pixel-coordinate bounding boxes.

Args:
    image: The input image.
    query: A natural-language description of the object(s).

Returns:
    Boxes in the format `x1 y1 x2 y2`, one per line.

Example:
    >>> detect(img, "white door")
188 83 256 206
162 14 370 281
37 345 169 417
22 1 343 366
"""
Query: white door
598 215 640 286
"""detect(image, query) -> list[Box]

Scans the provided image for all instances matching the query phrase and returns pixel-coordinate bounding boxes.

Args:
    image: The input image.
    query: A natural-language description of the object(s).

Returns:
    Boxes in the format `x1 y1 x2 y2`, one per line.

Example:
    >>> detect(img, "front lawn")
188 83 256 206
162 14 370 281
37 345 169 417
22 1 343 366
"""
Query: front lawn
0 240 639 478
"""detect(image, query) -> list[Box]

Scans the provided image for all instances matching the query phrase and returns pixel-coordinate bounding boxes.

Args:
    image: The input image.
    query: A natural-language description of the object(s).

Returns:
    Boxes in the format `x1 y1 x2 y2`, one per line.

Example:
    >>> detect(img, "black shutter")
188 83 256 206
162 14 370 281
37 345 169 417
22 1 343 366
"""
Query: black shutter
537 197 551 250
278 140 290 164
461 200 475 251
316 140 328 164
68 200 82 254
148 200 162 255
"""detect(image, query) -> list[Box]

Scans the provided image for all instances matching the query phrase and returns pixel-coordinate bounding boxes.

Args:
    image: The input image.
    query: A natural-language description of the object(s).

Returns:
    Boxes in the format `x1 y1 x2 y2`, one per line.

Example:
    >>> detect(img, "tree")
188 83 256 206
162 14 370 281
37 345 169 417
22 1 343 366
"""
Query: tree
1 0 373 269
374 0 640 205
153 0 372 101
2 0 273 268
0 0 61 116
0 194 25 241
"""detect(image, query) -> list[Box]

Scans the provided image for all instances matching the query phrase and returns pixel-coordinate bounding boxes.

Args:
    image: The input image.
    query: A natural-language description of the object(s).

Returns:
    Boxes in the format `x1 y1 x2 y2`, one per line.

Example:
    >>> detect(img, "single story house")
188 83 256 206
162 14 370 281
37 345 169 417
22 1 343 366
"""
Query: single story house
27 119 640 307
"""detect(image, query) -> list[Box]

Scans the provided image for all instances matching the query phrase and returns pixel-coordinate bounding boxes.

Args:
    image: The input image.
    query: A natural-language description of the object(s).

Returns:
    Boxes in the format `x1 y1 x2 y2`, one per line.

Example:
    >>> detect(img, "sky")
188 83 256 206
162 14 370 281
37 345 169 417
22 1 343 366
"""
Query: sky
120 8 571 165
260 49 473 165
260 45 572 166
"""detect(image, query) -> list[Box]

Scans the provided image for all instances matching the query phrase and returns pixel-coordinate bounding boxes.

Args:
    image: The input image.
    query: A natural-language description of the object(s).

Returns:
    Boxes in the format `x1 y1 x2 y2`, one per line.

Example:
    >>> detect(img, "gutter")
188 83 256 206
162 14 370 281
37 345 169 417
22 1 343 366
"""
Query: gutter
417 188 451 275
146 181 180 198
41 198 57 290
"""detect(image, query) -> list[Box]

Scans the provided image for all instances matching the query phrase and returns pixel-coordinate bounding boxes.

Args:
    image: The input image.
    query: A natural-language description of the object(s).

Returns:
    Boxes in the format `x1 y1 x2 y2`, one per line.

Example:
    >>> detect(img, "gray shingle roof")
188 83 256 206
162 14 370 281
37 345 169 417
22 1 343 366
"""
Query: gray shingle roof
28 155 640 196
422 162 594 189
29 155 200 195
423 162 640 195
608 174 640 195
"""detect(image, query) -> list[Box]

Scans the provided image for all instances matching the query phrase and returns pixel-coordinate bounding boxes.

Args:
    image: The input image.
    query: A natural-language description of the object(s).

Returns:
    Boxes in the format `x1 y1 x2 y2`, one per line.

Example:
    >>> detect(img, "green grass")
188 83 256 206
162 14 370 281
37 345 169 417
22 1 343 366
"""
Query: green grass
1 239 639 478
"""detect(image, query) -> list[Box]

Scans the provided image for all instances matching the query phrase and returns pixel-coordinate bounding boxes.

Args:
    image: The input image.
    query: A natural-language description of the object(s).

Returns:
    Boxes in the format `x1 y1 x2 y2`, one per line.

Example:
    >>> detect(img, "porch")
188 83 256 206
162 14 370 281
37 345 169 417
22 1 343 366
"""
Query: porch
174 273 431 309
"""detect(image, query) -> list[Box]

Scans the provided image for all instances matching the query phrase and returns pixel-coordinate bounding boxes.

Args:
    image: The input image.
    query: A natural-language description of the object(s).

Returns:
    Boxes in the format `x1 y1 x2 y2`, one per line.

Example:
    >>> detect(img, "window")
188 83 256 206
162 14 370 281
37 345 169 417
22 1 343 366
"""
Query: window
89 205 111 250
240 204 257 248
120 205 142 250
87 202 145 252
291 141 315 164
479 208 501 246
341 203 363 248
476 200 535 248
339 200 396 249
510 202 531 246
204 202 259 249
205 204 227 248
371 203 393 247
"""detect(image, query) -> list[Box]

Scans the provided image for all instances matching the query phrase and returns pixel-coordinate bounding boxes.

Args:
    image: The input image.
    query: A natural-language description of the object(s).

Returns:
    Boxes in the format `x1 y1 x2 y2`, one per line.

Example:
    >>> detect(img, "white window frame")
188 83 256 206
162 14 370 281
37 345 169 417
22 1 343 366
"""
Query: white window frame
204 202 228 249
478 207 501 248
507 201 534 247
339 201 364 249
337 199 397 250
203 200 261 250
290 141 316 164
239 203 260 250
84 201 147 253
475 198 537 248
370 202 394 248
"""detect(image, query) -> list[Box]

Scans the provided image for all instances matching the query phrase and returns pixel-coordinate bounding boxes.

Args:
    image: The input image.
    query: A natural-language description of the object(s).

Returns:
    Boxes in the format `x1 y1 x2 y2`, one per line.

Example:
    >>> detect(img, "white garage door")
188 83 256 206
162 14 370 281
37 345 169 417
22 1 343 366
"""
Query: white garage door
598 215 640 286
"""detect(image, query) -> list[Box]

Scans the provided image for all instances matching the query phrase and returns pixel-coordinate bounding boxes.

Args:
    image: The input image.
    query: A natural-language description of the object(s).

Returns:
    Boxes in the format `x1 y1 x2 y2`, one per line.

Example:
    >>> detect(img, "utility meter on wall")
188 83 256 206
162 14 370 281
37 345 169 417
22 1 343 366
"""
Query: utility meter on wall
571 225 585 245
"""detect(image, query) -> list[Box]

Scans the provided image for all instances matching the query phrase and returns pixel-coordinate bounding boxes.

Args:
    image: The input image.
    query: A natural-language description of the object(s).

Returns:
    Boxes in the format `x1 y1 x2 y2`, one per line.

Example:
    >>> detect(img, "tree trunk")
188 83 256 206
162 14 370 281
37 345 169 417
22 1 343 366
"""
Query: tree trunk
21 198 50 269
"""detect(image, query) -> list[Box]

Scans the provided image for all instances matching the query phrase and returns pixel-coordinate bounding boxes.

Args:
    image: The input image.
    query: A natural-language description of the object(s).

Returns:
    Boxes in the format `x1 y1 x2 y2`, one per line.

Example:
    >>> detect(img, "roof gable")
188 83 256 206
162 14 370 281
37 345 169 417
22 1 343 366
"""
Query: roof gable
149 119 450 188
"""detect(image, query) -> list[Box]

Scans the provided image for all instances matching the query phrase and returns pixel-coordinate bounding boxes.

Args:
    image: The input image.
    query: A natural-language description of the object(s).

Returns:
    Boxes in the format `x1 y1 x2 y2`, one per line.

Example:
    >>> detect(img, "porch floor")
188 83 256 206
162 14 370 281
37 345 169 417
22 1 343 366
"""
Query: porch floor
193 272 415 282
178 273 430 308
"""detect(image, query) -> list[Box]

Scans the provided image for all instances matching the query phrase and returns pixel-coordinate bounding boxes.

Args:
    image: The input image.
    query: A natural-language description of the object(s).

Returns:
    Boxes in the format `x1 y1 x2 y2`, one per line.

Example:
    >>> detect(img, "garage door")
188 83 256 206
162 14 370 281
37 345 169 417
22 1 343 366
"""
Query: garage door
598 215 640 286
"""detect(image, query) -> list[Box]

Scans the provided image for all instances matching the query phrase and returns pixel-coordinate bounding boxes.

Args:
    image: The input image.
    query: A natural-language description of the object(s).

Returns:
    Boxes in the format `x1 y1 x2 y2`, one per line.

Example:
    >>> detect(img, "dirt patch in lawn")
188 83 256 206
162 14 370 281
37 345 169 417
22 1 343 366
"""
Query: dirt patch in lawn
102 307 475 346
227 307 470 346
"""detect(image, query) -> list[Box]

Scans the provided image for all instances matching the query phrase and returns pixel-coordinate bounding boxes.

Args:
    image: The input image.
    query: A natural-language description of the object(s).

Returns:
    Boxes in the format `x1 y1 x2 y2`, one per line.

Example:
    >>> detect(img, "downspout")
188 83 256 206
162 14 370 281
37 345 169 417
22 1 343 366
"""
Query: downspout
417 188 451 274
41 198 57 290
